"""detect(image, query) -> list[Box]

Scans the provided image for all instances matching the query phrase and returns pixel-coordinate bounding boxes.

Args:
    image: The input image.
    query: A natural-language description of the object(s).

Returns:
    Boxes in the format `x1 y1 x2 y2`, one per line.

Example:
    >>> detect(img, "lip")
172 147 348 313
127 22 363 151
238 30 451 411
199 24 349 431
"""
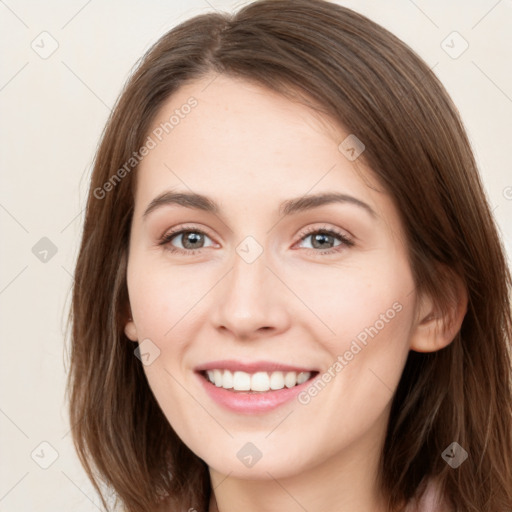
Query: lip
194 359 318 374
194 363 319 414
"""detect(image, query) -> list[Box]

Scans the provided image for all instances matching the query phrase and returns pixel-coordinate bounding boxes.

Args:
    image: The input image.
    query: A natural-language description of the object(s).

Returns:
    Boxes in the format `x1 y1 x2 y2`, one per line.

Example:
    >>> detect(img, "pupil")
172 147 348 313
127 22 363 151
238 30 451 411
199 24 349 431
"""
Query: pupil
184 232 203 249
312 233 332 249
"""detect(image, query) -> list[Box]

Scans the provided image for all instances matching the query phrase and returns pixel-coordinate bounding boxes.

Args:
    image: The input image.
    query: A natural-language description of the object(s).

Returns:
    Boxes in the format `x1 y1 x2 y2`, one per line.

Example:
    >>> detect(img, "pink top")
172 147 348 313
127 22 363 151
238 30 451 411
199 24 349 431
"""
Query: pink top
403 478 451 512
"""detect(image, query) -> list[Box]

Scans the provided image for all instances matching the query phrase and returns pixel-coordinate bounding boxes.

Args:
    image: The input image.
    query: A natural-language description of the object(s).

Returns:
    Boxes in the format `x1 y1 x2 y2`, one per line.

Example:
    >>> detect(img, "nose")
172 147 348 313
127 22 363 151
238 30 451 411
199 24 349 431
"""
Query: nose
211 248 291 341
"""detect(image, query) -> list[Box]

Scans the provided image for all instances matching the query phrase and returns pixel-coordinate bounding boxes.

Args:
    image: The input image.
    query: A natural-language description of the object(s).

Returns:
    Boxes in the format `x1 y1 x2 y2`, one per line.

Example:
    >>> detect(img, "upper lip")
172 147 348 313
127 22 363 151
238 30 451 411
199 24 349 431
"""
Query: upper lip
195 359 318 374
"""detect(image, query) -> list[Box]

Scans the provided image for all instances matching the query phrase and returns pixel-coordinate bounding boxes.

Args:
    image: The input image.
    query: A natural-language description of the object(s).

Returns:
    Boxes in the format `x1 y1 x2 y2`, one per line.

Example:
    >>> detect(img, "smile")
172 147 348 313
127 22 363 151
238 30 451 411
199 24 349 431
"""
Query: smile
203 369 314 392
195 362 319 414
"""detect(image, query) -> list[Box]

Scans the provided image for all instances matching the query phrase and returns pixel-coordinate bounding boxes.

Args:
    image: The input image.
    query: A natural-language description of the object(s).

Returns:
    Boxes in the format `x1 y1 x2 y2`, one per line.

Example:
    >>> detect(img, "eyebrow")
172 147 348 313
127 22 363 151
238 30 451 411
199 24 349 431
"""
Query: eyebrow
142 190 377 220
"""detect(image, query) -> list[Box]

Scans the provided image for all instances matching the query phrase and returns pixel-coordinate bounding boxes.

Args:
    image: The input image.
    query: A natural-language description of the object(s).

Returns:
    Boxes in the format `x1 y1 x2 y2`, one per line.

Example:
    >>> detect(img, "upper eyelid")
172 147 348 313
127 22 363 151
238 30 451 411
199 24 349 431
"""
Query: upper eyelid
299 224 352 238
162 223 349 237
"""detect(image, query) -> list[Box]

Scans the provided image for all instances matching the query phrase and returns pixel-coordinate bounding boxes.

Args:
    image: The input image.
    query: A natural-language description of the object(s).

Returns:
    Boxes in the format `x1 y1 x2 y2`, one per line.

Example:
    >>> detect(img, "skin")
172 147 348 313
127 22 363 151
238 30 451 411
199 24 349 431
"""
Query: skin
124 73 467 512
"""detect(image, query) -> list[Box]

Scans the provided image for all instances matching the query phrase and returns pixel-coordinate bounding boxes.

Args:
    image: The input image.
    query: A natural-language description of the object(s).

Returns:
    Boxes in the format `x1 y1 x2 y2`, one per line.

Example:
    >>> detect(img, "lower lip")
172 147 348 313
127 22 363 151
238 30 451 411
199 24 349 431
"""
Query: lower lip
196 372 316 414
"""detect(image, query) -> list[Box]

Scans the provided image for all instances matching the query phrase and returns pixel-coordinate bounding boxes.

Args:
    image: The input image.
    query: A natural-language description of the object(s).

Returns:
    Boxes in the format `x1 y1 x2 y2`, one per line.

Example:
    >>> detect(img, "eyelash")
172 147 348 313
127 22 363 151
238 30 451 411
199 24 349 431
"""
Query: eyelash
157 224 354 257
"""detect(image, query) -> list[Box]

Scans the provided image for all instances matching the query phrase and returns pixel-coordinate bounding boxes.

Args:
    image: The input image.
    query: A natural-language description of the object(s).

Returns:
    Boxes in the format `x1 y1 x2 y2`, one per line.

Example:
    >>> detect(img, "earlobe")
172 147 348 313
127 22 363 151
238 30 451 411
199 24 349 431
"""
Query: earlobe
124 318 139 342
409 273 468 354
123 299 138 341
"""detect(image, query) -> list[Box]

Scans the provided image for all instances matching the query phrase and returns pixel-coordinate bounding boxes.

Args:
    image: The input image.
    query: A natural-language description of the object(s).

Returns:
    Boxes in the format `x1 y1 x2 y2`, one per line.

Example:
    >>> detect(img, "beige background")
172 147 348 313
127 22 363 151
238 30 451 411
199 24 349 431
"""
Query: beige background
0 0 511 510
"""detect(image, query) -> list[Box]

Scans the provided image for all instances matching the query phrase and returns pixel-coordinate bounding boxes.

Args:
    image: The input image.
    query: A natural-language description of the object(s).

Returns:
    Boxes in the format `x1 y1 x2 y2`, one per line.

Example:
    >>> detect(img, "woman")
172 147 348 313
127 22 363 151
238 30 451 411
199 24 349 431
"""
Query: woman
65 1 512 511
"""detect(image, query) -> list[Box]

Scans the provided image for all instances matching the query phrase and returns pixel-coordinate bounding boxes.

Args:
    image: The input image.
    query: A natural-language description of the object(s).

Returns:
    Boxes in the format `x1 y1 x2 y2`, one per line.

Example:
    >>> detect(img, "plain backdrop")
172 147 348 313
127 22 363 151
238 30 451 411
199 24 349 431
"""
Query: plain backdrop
0 0 511 510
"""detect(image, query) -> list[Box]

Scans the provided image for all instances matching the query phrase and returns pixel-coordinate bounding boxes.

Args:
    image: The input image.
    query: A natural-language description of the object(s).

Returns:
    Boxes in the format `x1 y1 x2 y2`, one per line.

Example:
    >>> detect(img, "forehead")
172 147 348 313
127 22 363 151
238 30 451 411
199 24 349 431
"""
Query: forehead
133 73 387 222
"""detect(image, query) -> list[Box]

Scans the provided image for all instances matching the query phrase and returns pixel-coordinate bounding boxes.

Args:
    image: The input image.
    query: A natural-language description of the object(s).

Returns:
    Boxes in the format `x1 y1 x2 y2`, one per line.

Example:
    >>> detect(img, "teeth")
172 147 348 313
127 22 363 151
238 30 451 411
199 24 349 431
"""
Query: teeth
270 371 284 390
284 372 296 388
213 369 223 387
251 371 270 391
233 371 251 390
297 371 309 384
204 369 312 391
222 370 234 389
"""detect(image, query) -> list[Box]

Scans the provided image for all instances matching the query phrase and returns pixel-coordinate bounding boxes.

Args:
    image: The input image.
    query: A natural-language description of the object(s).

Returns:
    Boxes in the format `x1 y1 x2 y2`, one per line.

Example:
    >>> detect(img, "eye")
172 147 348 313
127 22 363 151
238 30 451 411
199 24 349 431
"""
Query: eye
294 225 354 255
158 224 354 256
158 225 215 255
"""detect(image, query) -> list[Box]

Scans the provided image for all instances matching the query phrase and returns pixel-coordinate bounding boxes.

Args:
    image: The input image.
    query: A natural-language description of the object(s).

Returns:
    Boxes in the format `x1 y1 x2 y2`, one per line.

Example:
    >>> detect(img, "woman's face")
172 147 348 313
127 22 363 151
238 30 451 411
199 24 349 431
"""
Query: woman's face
124 73 420 481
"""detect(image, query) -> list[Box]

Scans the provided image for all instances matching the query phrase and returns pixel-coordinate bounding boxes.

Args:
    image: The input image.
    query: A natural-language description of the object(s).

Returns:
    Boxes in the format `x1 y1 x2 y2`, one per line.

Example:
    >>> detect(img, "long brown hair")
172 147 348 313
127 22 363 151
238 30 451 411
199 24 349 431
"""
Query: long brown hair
65 1 512 510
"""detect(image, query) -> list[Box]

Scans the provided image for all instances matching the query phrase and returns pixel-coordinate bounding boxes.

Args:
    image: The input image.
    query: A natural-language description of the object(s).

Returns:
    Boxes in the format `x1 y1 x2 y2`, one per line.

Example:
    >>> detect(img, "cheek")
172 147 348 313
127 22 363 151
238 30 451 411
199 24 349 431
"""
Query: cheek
287 254 413 344
289 253 415 406
127 261 201 339
129 280 170 337
304 275 414 415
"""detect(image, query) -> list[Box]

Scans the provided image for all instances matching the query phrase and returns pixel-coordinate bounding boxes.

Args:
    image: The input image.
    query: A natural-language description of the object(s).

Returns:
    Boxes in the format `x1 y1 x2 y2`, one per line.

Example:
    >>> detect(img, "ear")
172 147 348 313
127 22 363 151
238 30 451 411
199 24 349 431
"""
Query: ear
409 270 468 353
124 317 138 342
123 301 138 341
119 250 138 342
